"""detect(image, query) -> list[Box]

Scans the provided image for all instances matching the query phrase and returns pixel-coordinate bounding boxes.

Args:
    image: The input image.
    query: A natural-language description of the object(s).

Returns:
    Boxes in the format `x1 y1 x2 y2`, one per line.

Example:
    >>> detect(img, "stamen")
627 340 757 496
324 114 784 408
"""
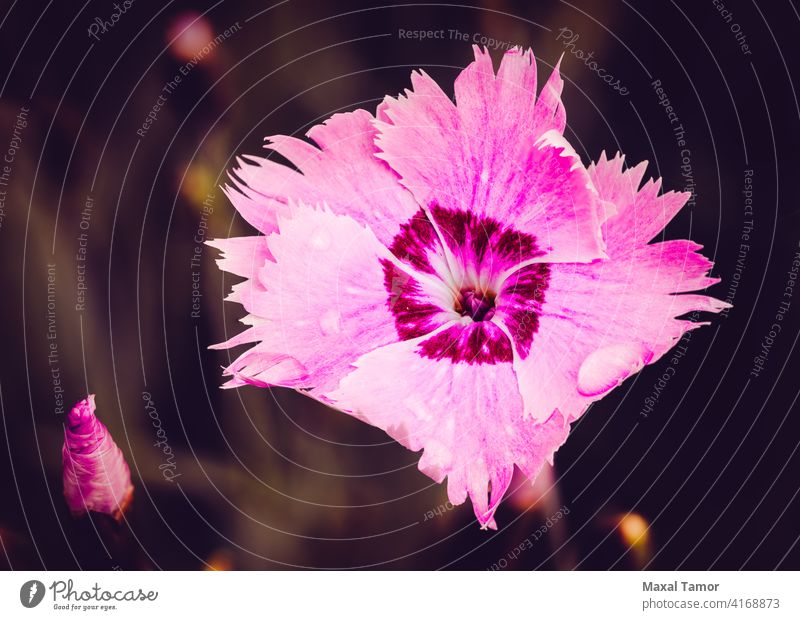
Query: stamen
457 289 497 322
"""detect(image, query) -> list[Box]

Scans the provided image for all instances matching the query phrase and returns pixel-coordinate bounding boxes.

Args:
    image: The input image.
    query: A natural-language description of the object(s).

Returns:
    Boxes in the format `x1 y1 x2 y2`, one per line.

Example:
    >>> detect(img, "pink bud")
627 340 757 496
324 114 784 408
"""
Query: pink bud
62 395 133 521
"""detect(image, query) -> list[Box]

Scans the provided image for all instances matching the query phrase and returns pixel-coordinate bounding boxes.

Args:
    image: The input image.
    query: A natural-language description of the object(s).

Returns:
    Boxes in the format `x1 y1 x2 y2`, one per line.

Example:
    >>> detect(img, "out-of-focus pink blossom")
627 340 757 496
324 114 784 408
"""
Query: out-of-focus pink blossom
166 12 214 63
62 395 133 522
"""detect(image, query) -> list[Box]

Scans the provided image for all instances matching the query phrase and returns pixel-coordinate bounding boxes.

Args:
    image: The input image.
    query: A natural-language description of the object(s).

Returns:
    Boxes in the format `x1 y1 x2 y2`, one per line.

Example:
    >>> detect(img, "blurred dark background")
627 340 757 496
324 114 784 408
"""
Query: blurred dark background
1 0 799 570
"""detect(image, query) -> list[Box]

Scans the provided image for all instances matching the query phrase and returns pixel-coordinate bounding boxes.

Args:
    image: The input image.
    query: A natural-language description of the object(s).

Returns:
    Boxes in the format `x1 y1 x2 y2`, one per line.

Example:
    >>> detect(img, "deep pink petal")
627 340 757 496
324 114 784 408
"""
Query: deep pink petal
375 46 607 263
329 335 569 529
62 395 133 521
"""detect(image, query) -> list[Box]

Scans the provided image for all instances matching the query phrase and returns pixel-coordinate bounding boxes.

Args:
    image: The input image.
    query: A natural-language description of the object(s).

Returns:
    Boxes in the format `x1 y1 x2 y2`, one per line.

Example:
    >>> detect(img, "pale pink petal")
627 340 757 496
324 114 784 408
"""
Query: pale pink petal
220 350 309 389
588 152 691 256
213 204 400 394
62 395 133 521
532 56 566 136
329 335 569 529
228 109 418 244
375 46 607 263
577 342 653 396
222 178 284 236
502 243 729 423
206 235 272 279
223 278 266 310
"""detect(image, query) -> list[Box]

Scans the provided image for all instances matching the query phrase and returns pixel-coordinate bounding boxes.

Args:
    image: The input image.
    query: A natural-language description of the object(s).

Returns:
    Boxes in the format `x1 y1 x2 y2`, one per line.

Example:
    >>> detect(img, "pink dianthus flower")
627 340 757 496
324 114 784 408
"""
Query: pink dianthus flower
210 47 726 529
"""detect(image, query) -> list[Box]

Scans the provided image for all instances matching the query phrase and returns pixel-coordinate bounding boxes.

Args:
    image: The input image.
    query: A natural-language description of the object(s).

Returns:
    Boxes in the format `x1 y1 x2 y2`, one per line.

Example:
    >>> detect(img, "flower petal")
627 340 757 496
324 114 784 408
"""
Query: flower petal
220 351 309 390
329 335 569 529
206 235 272 279
375 46 606 263
576 342 653 397
532 55 566 136
503 242 728 422
589 152 691 256
229 109 418 244
212 204 400 395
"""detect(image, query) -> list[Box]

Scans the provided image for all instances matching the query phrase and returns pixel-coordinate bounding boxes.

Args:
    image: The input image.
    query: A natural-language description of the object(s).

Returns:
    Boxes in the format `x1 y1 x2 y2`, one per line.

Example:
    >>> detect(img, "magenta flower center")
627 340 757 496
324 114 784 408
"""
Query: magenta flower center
458 289 496 321
382 206 550 365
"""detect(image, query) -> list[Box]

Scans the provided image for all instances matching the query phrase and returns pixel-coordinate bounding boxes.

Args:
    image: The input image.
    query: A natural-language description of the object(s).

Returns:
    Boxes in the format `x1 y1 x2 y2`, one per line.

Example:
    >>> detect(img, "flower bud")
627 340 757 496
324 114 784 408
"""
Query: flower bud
62 395 133 521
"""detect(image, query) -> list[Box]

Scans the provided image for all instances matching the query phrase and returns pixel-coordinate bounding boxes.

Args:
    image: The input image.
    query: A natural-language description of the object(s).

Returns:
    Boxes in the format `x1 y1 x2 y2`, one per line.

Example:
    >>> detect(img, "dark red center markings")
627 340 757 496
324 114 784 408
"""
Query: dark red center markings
382 206 550 364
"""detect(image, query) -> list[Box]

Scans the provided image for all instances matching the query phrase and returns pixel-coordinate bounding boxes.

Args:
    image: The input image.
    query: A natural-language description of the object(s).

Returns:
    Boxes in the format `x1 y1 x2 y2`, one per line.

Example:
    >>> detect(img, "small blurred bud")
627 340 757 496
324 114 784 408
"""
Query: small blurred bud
166 12 215 63
62 395 134 522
